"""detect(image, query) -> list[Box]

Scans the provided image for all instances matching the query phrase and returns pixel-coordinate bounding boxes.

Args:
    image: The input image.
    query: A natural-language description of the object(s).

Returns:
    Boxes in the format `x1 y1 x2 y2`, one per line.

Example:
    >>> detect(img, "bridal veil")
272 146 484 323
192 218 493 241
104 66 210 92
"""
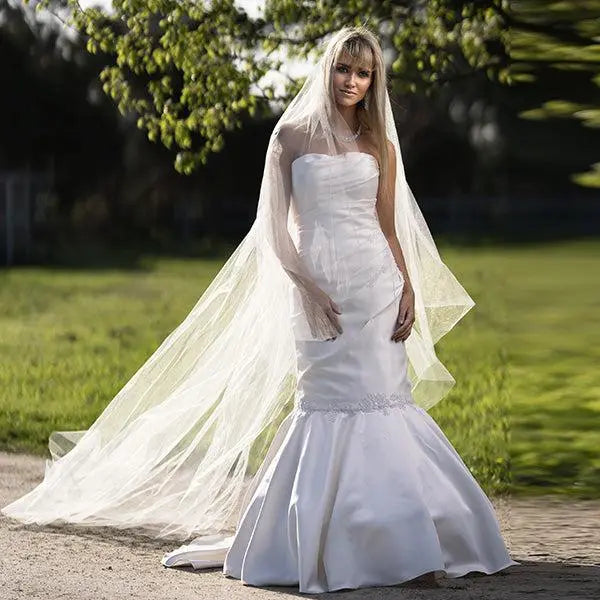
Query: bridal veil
2 27 474 542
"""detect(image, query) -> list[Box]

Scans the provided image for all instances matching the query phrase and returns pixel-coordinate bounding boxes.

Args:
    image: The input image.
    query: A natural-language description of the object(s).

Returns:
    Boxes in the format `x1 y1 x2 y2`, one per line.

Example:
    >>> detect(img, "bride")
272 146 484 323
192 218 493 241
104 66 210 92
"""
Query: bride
2 26 519 593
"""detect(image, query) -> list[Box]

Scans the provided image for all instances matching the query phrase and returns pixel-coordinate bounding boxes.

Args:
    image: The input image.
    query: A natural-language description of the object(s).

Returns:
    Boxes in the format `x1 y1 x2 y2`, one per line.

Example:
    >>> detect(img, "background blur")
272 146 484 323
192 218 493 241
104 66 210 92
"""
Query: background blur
1 0 599 499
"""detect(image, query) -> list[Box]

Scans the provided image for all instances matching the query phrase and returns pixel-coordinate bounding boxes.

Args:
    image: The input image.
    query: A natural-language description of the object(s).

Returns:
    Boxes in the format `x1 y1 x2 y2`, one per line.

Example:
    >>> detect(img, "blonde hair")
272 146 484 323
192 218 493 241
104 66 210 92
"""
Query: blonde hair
323 26 391 198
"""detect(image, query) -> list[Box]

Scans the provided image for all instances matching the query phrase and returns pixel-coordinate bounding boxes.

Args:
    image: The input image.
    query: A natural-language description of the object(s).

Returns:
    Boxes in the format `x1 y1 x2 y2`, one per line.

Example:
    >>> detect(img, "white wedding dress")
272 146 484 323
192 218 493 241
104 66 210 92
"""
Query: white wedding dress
161 152 519 593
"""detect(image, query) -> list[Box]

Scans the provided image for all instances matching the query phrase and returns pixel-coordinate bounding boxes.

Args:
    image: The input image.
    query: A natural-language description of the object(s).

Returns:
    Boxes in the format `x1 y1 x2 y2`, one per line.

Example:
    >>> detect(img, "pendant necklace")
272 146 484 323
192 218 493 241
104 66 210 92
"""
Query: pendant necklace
335 123 362 143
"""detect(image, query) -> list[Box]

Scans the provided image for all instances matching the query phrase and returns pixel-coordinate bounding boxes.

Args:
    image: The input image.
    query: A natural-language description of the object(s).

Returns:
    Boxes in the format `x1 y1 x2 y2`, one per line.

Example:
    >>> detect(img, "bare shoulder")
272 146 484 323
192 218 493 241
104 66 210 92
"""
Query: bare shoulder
386 138 396 161
360 131 395 165
359 129 380 162
275 121 306 142
273 121 305 157
379 139 397 174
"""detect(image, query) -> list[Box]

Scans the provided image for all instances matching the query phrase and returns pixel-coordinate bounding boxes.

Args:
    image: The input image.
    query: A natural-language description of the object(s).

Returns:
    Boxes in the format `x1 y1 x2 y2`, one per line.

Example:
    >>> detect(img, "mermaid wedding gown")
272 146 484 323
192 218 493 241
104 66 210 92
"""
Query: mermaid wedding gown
161 151 519 593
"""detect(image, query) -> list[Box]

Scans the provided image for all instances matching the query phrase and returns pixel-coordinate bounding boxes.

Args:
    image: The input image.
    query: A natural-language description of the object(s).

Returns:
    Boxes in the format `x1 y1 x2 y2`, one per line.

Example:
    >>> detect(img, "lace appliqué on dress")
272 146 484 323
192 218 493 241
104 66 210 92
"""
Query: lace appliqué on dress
360 225 406 291
364 262 389 288
295 389 415 418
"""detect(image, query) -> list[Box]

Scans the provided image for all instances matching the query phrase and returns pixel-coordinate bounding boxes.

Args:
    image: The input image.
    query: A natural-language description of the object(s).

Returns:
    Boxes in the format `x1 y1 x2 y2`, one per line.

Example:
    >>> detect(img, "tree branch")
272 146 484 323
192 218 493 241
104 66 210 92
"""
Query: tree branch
493 3 597 48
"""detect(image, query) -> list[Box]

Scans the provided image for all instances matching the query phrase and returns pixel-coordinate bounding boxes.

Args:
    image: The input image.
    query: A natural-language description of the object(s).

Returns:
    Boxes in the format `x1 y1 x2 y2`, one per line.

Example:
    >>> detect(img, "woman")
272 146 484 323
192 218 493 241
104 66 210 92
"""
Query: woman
2 26 519 593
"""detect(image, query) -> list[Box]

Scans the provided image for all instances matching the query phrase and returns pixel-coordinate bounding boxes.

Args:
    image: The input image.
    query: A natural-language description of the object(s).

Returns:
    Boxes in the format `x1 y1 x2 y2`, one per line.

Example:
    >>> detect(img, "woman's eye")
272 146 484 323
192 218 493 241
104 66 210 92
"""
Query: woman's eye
336 65 369 77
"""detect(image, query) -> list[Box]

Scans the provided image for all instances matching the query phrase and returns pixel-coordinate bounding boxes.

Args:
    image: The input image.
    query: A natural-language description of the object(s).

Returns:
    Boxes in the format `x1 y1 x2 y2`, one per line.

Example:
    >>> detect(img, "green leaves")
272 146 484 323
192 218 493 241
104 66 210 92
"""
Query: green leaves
63 0 597 185
57 0 266 173
57 0 514 173
505 0 600 187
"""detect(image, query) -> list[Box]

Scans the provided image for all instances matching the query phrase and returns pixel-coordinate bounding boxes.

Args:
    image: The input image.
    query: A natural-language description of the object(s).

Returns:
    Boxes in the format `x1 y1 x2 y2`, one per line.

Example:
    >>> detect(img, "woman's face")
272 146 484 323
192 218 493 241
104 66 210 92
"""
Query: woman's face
332 53 373 109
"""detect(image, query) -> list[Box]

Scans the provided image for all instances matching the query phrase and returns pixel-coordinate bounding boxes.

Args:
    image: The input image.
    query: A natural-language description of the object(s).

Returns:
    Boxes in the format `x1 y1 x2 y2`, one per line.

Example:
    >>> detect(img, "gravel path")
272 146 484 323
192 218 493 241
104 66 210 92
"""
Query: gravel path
1 451 598 599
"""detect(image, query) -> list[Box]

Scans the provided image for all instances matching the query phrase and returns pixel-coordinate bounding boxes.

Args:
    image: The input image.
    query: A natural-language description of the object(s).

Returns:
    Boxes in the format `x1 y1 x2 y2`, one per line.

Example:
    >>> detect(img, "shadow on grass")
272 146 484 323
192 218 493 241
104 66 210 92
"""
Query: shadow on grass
16 231 600 272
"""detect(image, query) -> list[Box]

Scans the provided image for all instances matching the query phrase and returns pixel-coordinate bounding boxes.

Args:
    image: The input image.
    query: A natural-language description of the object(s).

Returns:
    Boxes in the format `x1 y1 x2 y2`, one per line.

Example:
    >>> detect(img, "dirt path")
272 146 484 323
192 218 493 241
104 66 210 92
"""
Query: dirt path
0 451 598 599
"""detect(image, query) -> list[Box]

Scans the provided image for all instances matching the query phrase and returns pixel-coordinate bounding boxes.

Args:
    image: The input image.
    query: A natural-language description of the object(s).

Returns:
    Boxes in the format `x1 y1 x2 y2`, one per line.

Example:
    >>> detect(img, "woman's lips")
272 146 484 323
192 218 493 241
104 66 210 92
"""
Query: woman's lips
340 89 356 96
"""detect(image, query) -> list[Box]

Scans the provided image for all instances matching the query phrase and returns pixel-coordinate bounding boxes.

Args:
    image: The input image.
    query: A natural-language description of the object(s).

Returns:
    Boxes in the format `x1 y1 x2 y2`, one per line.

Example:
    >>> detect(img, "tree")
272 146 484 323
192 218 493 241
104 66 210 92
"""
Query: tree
27 0 599 187
501 1 600 187
25 0 514 174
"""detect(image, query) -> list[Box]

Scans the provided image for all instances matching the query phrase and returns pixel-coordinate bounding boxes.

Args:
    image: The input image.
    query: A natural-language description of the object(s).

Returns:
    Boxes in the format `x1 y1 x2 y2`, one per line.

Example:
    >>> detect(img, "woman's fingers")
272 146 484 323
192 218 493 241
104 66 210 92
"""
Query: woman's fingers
326 305 343 334
392 325 412 341
375 289 415 343
328 299 343 333
392 327 412 342
392 324 411 340
311 289 343 337
391 307 414 341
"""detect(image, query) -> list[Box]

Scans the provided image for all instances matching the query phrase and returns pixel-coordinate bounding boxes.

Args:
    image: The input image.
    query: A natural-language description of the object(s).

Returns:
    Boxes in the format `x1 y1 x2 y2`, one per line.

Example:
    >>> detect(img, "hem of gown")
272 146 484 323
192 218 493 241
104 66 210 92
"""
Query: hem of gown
162 403 520 594
223 557 521 594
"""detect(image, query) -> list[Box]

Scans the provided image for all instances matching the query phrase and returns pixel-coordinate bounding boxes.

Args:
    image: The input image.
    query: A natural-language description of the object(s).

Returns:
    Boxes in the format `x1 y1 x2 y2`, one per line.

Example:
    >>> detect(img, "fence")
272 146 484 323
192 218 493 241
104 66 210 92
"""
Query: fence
0 168 53 266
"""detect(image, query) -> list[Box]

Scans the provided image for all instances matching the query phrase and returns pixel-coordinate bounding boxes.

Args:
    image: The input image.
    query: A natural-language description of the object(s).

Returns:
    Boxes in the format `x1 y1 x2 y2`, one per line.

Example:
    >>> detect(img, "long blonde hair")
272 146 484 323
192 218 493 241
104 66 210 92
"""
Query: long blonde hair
323 26 391 198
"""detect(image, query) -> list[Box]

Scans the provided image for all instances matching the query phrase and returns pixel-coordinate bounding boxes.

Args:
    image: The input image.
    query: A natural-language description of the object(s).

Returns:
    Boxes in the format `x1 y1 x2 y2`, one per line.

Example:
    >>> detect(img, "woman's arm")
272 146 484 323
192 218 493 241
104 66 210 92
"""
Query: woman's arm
375 139 414 299
271 128 319 294
265 125 343 337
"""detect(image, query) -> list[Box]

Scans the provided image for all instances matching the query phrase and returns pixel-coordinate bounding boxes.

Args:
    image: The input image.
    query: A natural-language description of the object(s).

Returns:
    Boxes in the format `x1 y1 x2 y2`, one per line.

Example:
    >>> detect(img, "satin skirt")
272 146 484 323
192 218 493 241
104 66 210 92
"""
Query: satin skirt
161 266 519 593
220 403 518 593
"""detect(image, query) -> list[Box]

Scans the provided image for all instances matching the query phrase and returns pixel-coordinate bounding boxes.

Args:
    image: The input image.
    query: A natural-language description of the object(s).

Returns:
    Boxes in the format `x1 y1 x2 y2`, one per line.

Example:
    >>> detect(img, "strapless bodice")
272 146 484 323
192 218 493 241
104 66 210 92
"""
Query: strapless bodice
291 152 383 259
291 152 379 213
289 151 403 315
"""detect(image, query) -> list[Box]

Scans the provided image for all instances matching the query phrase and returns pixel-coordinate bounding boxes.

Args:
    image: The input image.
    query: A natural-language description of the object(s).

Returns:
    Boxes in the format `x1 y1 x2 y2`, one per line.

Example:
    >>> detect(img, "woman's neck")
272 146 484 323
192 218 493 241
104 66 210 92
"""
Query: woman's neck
336 103 360 132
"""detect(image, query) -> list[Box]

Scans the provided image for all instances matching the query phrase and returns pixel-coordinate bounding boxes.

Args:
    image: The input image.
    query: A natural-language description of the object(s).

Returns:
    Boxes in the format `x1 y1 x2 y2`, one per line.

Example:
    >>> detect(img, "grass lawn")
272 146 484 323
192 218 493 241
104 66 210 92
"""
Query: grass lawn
1 239 598 498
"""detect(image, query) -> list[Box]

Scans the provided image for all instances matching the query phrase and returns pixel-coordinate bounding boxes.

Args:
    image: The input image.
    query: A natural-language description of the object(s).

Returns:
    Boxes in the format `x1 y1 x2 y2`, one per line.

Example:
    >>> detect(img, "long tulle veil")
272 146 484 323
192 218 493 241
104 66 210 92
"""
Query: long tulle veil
1 28 474 544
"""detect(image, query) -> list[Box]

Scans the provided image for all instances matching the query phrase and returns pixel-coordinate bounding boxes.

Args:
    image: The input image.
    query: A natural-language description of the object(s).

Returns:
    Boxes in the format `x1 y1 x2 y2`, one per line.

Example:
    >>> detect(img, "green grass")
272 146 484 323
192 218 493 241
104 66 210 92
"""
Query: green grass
0 256 222 455
500 239 600 497
1 239 598 498
428 238 600 498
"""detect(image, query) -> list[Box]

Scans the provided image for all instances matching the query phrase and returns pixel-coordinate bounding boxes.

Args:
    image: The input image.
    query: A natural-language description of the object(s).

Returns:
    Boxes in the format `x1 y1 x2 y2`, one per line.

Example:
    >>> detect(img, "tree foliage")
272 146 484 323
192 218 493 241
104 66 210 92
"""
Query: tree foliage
26 0 514 174
502 1 600 187
27 0 599 187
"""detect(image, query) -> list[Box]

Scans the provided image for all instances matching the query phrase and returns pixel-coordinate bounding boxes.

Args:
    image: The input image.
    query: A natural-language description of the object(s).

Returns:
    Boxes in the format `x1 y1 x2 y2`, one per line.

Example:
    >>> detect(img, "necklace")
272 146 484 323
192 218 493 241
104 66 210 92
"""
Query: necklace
335 123 362 142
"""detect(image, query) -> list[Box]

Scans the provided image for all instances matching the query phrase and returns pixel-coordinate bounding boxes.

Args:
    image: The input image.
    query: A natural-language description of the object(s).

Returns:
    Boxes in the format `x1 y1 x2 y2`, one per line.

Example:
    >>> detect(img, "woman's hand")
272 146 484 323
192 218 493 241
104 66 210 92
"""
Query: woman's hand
315 288 343 340
303 284 343 341
391 284 415 342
